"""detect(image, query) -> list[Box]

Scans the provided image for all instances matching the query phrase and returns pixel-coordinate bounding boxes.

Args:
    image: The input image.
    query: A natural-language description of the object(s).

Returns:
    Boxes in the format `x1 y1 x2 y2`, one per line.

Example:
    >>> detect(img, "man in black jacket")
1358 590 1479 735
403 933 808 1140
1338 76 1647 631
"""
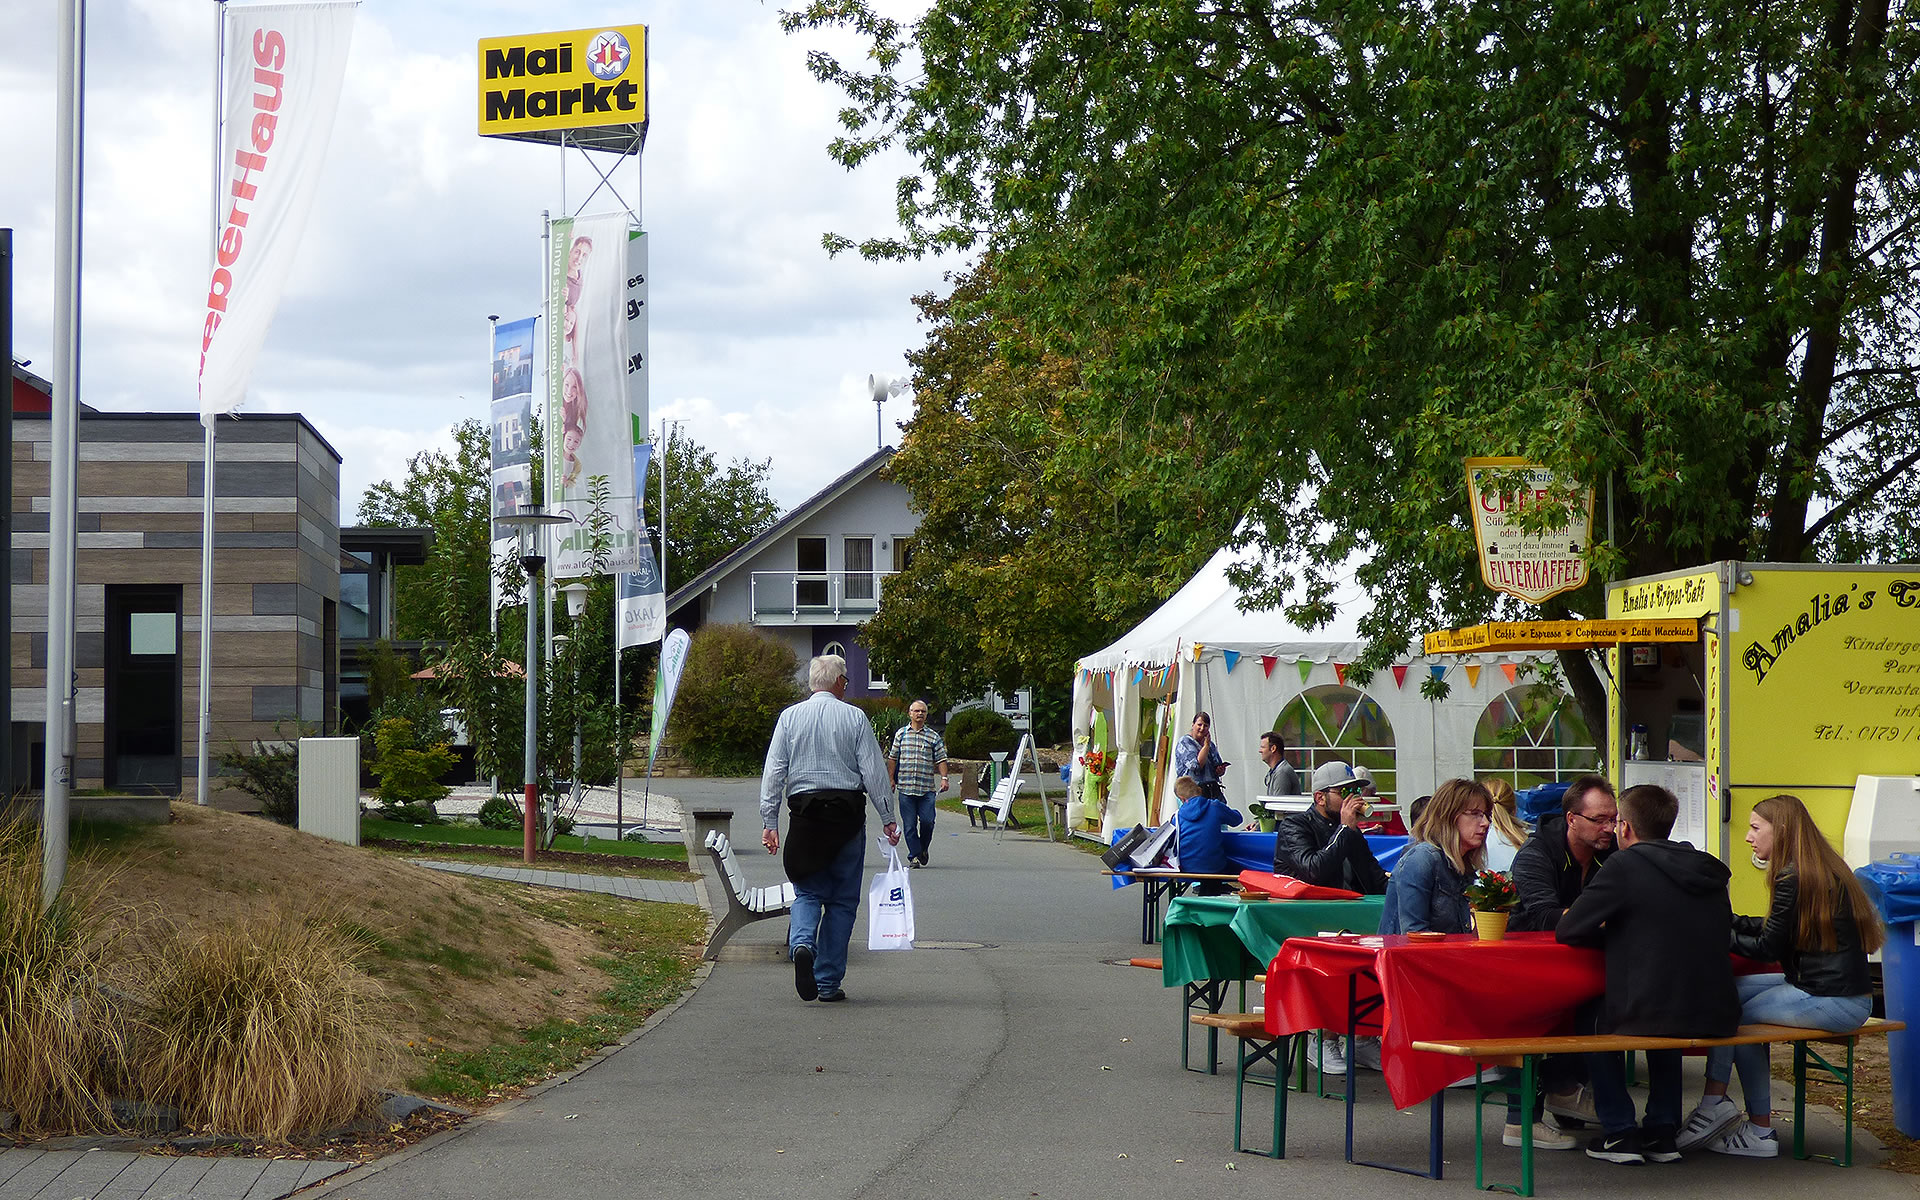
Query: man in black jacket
1510 776 1616 932
1272 760 1387 895
1557 784 1739 1165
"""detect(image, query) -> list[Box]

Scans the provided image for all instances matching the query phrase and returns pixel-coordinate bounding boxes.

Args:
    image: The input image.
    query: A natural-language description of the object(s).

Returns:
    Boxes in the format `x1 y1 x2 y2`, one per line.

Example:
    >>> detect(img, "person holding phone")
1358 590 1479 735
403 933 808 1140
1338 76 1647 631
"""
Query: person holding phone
1173 711 1229 799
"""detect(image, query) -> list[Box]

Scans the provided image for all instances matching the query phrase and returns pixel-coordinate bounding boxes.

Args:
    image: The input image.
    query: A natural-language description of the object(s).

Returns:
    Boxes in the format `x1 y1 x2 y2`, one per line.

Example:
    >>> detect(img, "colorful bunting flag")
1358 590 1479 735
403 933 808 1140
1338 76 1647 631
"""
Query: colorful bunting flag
1334 662 1349 687
1429 664 1447 683
1223 649 1241 673
1297 659 1313 685
1502 663 1518 684
1392 665 1409 688
1465 664 1482 688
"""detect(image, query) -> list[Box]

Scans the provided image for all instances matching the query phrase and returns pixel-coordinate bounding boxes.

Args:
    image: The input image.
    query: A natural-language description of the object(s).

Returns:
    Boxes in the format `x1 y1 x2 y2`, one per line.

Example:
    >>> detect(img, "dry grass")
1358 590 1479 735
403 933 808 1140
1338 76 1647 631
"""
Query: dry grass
136 915 384 1140
0 820 129 1134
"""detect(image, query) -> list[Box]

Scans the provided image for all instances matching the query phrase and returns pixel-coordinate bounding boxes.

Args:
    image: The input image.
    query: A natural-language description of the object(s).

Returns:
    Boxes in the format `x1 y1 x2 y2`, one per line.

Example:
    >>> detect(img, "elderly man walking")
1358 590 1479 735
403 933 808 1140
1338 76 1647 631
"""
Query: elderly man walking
761 654 900 1003
888 700 949 869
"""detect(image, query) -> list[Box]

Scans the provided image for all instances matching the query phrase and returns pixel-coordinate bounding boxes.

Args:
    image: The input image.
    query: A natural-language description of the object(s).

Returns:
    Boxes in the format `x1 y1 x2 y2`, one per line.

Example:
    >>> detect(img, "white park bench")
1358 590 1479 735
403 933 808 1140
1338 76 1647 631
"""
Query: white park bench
700 829 796 961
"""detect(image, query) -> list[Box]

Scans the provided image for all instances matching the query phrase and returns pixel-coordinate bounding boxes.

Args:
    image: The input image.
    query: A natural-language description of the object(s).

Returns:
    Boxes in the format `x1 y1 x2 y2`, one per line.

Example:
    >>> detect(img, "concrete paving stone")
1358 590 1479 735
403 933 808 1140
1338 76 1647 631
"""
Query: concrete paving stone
29 1149 135 1196
236 1159 309 1199
0 1149 80 1198
0 1151 37 1190
292 1162 351 1191
90 1154 173 1200
176 1158 267 1199
140 1155 216 1199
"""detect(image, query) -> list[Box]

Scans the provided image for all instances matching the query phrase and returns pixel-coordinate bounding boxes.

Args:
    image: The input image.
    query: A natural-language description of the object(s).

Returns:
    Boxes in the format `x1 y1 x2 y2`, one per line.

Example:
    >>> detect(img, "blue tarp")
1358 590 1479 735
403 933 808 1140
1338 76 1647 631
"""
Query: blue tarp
1108 828 1408 887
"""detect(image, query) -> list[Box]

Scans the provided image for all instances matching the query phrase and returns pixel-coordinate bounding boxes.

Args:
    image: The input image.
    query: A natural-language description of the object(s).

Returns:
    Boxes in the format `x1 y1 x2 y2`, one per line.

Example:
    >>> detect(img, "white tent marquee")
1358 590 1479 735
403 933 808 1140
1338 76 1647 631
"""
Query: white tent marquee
1067 544 1574 836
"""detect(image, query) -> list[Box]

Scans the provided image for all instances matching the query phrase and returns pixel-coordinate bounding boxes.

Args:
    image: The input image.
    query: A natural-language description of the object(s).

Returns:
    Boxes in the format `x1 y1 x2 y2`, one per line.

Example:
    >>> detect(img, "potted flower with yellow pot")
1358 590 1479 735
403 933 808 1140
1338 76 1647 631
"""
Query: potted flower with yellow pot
1463 869 1520 941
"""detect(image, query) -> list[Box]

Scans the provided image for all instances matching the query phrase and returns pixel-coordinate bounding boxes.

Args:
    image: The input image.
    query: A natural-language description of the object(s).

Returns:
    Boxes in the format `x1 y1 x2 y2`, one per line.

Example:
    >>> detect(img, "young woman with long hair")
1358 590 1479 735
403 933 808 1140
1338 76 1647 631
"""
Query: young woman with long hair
1676 794 1884 1158
1483 778 1528 873
1379 778 1492 935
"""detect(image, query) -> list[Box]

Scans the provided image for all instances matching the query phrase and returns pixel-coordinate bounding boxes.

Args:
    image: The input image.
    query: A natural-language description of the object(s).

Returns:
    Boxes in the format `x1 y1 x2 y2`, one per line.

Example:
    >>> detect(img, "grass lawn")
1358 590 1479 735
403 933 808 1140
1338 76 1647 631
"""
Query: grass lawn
361 817 687 862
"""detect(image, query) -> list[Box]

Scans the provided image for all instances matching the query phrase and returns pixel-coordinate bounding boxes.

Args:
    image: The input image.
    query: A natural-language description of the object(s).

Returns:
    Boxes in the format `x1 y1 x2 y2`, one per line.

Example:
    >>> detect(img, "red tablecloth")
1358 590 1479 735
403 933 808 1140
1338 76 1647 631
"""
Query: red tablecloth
1265 932 1606 1108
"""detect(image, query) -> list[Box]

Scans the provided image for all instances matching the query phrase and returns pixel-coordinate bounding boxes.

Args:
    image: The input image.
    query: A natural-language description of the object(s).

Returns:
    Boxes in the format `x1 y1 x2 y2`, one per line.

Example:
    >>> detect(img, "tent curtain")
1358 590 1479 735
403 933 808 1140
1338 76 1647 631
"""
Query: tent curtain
1067 671 1096 829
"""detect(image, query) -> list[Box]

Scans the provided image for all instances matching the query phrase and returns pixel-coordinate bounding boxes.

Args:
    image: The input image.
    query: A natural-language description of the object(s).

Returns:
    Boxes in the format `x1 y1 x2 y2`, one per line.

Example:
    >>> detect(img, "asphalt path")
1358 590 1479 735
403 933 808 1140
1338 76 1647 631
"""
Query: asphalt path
318 778 1916 1200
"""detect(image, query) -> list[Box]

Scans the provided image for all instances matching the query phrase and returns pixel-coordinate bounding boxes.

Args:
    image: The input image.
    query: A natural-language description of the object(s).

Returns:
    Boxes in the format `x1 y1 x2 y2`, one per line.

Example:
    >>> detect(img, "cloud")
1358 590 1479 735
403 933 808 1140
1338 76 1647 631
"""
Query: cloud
6 1 957 517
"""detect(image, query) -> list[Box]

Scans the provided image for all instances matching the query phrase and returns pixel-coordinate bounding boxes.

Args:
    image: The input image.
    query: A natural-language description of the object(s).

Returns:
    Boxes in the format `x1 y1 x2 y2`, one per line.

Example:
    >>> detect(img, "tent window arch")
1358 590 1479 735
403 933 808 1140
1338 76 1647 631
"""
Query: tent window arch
1473 684 1599 788
1274 685 1397 800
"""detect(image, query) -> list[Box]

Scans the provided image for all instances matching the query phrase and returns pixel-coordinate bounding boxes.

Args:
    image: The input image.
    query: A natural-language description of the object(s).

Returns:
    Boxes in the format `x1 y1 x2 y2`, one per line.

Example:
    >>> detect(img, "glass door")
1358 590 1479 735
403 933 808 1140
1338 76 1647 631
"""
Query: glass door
105 586 183 793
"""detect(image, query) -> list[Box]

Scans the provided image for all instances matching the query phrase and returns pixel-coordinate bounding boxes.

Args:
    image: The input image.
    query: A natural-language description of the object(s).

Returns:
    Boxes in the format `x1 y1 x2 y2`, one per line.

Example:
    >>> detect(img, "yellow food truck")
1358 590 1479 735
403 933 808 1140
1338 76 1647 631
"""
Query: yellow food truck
1603 562 1920 910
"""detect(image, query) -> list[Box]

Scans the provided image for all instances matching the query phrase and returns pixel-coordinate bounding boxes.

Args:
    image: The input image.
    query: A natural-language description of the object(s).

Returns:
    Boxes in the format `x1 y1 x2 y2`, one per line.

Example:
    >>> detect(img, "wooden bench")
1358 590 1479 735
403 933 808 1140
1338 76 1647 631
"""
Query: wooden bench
1190 1013 1311 1158
963 774 1026 836
699 830 796 961
1413 1017 1905 1195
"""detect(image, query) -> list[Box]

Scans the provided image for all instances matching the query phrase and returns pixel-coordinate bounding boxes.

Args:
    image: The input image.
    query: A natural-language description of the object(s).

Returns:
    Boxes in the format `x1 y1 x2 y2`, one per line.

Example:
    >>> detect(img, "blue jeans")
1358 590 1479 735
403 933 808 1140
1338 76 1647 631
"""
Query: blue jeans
1591 1048 1682 1136
1707 972 1873 1118
899 792 936 861
789 827 867 997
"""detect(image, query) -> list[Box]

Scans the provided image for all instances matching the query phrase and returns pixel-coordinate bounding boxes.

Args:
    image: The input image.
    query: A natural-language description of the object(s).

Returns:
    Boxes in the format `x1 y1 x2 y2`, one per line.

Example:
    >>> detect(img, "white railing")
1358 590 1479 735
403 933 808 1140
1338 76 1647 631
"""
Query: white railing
749 570 895 621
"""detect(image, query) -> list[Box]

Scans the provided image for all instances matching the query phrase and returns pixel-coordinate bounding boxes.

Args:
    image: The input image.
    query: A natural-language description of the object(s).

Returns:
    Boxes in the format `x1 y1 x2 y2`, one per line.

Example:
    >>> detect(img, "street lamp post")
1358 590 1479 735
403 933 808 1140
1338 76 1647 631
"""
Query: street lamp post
558 582 591 838
496 506 572 864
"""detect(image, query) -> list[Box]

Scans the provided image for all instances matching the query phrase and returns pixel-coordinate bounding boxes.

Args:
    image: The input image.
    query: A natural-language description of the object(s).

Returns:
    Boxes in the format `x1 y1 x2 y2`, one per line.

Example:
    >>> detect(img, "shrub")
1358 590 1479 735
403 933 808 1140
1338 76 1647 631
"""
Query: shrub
668 625 804 775
944 707 1018 760
136 915 383 1141
380 802 440 826
218 730 304 825
0 821 128 1134
369 718 455 813
477 793 522 830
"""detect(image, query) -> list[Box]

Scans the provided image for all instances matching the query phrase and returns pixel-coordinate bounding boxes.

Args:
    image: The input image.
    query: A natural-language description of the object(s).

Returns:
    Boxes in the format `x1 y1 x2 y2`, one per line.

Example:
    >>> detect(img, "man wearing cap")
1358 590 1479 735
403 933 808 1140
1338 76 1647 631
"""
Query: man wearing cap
1272 760 1388 895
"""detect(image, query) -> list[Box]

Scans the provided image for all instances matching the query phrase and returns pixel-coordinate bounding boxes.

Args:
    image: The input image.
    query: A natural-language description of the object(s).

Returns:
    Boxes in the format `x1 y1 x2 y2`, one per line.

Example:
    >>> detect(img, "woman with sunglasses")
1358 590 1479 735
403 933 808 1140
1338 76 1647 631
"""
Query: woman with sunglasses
1676 794 1883 1157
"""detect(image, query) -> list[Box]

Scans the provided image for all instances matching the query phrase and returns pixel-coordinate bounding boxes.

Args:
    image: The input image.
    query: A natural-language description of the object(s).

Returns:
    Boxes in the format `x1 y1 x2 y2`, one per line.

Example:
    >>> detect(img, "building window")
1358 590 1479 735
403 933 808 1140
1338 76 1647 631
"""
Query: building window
892 537 914 572
796 537 827 607
1274 685 1398 800
844 536 874 601
340 549 371 638
1473 684 1599 789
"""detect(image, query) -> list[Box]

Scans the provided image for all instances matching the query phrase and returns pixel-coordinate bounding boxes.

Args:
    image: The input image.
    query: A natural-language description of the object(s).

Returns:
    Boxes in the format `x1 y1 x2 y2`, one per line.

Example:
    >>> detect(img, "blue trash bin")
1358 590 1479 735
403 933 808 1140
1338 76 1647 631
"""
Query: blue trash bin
1858 855 1920 1137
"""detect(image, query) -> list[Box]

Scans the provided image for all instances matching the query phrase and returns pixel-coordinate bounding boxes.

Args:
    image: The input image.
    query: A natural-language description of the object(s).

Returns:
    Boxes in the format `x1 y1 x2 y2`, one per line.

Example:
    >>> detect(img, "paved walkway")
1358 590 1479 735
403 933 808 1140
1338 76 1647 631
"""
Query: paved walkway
0 1148 346 1199
412 860 701 905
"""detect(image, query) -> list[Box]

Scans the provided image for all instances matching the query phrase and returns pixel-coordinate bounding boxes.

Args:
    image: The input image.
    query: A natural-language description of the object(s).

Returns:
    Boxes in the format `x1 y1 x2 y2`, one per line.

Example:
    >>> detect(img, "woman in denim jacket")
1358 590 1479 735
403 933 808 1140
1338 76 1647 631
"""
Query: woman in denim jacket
1379 778 1492 934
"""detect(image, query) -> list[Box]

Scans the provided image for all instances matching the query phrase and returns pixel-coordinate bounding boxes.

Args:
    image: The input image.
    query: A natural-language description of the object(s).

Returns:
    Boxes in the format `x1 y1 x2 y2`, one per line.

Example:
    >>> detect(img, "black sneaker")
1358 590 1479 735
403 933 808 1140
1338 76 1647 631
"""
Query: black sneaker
1586 1129 1645 1164
1641 1126 1681 1163
792 945 817 1001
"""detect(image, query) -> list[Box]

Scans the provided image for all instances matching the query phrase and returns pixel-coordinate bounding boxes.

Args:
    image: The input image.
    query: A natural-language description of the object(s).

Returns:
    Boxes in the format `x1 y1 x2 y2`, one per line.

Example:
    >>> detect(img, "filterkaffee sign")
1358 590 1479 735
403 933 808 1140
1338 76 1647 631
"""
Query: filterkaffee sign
1464 457 1595 604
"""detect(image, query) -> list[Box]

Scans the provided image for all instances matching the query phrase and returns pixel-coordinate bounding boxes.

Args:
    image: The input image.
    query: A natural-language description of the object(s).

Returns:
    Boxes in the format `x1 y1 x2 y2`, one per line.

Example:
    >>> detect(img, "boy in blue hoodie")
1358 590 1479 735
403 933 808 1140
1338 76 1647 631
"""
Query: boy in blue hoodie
1175 775 1244 894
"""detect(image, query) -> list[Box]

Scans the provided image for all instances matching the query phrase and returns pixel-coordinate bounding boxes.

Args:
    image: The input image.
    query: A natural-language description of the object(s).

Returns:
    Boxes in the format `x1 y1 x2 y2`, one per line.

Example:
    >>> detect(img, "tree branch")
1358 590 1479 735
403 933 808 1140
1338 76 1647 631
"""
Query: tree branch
1803 442 1920 544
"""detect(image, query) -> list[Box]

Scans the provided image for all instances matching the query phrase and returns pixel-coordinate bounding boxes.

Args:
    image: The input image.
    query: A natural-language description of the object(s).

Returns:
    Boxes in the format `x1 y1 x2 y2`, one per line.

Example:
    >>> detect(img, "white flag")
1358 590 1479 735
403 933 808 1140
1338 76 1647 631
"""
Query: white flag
198 2 357 422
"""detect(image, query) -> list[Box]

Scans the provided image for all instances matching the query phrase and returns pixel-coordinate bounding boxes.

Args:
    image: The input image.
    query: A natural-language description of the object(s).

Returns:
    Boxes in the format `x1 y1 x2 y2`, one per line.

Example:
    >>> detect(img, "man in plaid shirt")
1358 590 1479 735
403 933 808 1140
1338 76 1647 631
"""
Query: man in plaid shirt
888 700 950 868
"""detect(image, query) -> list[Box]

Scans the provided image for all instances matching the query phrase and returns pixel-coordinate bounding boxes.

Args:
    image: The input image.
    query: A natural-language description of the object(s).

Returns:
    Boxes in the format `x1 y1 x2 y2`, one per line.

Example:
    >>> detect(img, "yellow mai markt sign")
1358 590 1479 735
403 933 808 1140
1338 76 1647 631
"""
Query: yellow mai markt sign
1424 618 1699 655
478 25 649 149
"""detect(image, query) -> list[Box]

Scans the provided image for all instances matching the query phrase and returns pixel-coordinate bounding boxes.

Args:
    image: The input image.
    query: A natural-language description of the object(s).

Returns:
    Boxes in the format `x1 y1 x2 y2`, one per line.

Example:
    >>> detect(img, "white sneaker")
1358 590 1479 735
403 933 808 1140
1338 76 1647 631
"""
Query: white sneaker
1676 1094 1742 1150
1352 1036 1384 1071
1504 1121 1579 1151
1312 1032 1349 1076
1710 1120 1780 1158
1545 1085 1599 1124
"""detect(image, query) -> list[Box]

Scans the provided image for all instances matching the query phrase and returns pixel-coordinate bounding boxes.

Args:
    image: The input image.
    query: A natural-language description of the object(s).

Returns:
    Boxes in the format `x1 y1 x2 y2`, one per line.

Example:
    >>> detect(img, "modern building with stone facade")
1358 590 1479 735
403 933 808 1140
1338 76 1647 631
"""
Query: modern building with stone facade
9 375 341 805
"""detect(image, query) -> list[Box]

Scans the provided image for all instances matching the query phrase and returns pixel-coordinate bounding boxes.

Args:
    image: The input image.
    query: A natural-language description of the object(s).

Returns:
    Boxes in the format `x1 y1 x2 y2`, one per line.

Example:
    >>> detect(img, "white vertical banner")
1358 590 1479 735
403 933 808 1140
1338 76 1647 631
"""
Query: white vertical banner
197 2 357 419
617 442 665 648
548 212 644 578
623 231 649 445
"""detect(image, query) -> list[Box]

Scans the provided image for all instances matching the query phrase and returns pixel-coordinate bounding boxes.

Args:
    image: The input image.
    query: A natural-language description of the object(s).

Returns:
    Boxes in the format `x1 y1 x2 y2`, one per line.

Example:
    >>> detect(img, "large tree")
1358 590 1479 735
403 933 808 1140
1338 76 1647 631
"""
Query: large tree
357 419 494 644
640 434 782 595
786 0 1920 726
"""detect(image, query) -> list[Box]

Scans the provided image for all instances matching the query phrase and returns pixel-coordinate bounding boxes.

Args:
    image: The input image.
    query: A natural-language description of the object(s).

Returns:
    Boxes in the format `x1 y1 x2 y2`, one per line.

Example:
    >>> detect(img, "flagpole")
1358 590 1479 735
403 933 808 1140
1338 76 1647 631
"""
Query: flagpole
194 0 228 807
44 0 86 907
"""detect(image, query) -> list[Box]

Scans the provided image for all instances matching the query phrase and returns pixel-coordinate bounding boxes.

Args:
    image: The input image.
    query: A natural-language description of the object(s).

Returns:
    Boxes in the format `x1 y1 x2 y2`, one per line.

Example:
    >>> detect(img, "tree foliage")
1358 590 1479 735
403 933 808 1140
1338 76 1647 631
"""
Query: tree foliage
786 0 1920 727
357 420 494 644
668 625 805 775
641 434 782 595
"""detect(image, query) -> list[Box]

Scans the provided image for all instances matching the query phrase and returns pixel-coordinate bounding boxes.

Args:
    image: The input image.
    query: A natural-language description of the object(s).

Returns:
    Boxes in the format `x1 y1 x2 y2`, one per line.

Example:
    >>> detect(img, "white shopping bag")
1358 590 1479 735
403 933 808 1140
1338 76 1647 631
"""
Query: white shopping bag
867 838 915 951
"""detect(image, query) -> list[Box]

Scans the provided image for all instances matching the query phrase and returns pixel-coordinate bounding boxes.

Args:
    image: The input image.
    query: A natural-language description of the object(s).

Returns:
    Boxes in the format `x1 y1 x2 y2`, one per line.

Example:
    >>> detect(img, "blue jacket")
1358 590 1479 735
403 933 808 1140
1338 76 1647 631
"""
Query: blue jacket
1379 841 1475 934
1176 796 1244 875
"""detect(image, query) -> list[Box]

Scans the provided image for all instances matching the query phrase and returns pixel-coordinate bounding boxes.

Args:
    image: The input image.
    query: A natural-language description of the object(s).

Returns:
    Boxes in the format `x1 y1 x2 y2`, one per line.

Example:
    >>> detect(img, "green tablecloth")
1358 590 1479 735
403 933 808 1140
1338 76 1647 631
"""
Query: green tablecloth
1160 895 1386 987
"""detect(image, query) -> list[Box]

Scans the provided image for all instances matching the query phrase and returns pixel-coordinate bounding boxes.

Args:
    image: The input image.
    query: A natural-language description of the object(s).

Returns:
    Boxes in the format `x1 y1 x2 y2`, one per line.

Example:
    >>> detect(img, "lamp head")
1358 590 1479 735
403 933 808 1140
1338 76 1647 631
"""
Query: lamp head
560 581 591 617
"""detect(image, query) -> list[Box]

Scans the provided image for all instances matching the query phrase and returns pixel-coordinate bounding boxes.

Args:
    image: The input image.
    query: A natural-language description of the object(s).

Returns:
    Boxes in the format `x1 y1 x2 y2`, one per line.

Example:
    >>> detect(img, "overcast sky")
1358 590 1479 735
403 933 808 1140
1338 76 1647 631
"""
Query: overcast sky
2 0 949 514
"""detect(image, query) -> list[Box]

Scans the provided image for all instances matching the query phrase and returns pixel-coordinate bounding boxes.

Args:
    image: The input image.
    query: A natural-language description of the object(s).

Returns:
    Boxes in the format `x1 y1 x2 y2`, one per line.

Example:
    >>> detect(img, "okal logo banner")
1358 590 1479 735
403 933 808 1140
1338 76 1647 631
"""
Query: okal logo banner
547 212 646 578
199 2 357 421
617 443 665 649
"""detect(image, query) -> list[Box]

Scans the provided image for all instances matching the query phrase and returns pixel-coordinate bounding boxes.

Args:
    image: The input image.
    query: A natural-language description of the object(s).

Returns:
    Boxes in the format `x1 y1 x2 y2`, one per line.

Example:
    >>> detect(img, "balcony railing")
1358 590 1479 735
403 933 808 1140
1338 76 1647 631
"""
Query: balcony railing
749 570 894 622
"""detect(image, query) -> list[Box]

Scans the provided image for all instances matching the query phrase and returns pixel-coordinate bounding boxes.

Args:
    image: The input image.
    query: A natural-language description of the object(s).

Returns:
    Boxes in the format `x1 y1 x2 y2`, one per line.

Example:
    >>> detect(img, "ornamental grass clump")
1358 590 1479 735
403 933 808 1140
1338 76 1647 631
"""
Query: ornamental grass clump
138 915 384 1141
0 819 129 1134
